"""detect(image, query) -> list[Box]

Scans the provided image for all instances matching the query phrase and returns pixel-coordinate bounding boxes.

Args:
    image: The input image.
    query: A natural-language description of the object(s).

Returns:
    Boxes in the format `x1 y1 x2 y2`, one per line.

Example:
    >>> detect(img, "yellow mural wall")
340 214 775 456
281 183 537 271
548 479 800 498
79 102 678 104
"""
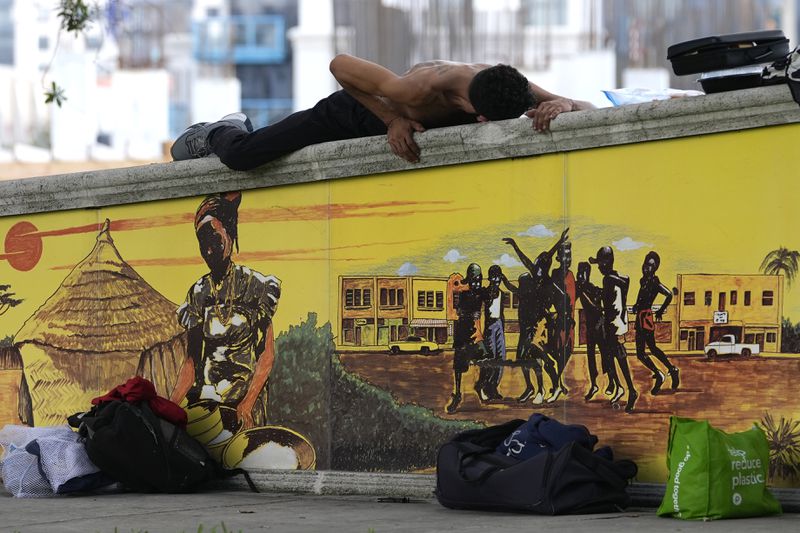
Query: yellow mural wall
1 123 800 483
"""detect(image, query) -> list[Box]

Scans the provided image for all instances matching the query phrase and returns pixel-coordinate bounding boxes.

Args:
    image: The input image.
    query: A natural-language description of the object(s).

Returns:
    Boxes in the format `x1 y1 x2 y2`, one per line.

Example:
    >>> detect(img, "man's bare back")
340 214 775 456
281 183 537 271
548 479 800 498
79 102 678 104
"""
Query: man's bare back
390 61 487 127
329 54 594 163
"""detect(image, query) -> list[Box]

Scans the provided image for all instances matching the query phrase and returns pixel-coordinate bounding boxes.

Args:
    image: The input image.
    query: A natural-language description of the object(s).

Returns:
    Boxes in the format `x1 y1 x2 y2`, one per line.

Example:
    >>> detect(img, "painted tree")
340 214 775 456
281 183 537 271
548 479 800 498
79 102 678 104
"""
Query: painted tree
760 247 800 287
0 284 23 317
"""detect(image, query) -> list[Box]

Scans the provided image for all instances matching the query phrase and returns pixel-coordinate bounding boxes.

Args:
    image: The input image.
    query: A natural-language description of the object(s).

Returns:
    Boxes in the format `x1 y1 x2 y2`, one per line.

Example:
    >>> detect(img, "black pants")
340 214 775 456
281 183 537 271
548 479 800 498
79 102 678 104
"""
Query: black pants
209 90 387 171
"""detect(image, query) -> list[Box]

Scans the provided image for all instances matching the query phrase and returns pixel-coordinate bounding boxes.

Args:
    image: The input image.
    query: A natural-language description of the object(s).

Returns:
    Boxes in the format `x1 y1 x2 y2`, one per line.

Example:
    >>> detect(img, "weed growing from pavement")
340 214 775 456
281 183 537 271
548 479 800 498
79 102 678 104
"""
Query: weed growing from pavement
195 523 242 533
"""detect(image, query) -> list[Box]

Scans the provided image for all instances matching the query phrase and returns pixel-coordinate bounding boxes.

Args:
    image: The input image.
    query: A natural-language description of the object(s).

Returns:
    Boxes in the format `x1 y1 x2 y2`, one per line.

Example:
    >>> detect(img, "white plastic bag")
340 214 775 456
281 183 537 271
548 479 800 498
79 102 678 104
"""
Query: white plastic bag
0 424 103 497
603 88 704 106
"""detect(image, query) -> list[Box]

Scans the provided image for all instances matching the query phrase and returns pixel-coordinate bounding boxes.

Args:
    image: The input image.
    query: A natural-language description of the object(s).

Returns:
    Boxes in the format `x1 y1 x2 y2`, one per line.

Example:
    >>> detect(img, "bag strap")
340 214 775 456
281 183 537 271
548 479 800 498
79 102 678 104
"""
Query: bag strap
218 467 259 493
142 402 259 493
452 441 517 484
452 419 525 447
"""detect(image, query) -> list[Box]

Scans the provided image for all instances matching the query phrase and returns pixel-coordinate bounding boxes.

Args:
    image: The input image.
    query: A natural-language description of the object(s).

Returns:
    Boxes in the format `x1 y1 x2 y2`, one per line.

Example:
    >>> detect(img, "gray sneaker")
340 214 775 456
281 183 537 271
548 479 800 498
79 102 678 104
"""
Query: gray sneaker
170 112 253 161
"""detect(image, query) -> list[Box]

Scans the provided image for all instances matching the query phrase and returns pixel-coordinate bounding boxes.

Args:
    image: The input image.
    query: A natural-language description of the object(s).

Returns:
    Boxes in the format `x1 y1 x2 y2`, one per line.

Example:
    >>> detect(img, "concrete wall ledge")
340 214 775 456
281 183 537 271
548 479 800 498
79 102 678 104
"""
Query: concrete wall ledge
222 470 800 512
2 84 799 218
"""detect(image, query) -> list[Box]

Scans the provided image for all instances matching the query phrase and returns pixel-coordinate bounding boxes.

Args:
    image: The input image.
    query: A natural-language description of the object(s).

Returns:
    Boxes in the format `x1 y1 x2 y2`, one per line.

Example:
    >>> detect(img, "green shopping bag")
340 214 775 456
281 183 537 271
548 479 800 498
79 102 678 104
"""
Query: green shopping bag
657 416 781 520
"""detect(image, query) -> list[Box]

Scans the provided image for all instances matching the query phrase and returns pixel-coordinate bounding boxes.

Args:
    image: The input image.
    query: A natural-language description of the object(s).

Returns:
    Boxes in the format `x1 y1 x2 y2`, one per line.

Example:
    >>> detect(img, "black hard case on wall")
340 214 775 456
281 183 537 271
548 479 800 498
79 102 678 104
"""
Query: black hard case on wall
667 30 789 76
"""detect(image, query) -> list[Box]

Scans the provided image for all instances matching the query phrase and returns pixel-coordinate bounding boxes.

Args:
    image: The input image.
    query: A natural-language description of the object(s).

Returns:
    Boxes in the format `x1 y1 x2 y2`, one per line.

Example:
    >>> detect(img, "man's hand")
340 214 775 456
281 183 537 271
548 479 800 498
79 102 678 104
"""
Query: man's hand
502 237 517 247
387 117 425 162
470 321 484 343
557 227 569 245
525 98 574 132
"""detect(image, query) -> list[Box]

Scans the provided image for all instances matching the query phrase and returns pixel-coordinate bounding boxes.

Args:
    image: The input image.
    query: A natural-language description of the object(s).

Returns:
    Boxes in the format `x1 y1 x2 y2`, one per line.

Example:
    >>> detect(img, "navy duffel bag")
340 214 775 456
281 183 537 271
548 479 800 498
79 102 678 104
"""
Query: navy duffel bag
435 419 637 514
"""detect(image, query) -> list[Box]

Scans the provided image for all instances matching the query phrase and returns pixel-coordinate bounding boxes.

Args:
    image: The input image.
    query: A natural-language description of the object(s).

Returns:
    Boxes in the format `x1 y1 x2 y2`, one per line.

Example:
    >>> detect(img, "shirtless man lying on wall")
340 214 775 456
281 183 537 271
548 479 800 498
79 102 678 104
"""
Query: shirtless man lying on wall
171 54 594 170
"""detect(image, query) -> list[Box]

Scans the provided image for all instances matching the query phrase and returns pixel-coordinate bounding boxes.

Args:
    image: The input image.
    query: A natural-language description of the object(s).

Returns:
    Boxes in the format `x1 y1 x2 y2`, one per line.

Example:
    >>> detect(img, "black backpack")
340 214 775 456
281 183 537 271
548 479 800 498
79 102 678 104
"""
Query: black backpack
435 420 637 514
69 400 256 493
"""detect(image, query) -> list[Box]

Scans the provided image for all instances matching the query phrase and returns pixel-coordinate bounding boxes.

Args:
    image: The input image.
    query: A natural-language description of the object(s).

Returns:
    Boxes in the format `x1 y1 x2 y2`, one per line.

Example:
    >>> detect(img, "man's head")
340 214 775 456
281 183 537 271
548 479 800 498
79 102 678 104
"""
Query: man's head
588 246 614 275
642 251 660 277
577 261 591 285
465 262 483 290
487 264 503 286
468 65 535 121
532 252 552 283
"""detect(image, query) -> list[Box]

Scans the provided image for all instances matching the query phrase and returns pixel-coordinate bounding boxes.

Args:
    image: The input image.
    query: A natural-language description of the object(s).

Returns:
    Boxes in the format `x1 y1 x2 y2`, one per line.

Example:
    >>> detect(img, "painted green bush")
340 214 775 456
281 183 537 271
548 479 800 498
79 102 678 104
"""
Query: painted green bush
268 313 481 472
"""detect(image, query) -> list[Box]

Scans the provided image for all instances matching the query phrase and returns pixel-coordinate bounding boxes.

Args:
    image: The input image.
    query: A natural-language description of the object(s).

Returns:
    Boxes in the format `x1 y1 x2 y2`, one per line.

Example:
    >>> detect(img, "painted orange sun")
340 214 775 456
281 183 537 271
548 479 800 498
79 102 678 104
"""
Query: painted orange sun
3 222 42 272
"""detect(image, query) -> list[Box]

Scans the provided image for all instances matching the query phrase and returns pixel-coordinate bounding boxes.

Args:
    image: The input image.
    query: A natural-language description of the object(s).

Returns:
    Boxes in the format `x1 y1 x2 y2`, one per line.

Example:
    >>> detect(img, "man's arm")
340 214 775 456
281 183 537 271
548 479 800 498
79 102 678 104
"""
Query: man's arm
525 81 595 132
502 237 537 275
601 277 615 327
545 228 569 259
329 54 426 162
655 280 673 320
501 274 518 294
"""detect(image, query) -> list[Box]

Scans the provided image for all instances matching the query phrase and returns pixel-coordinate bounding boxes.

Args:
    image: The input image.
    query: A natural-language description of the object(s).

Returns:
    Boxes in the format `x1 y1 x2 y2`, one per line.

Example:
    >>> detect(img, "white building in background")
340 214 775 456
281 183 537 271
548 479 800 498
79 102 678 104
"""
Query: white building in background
0 0 247 164
289 0 336 112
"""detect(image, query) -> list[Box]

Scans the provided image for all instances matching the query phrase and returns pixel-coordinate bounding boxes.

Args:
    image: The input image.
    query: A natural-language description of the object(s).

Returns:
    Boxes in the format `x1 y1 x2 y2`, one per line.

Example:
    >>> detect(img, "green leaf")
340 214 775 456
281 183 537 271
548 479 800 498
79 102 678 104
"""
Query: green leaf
44 81 67 107
58 0 94 35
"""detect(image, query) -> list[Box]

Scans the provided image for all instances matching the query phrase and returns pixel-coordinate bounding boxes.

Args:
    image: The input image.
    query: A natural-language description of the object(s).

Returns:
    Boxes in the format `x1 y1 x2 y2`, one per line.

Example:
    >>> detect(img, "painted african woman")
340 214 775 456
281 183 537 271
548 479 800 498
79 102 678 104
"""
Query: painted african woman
170 192 281 428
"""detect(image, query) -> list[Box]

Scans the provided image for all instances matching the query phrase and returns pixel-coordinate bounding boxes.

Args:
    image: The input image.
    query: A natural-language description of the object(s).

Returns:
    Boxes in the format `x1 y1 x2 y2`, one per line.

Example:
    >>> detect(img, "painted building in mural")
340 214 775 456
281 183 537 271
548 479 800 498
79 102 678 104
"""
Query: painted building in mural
676 274 783 352
339 276 452 347
339 272 782 354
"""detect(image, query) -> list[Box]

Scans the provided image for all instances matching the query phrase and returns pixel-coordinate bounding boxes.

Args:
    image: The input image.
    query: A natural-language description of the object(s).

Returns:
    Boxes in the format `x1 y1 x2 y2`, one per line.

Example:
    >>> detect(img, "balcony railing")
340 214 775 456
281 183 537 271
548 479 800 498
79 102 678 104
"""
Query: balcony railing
193 15 286 65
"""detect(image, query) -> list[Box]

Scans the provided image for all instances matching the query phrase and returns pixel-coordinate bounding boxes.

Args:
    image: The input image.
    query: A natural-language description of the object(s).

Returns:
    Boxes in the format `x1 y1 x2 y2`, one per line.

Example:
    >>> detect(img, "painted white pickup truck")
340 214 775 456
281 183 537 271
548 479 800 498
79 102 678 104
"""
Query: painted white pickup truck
704 334 760 358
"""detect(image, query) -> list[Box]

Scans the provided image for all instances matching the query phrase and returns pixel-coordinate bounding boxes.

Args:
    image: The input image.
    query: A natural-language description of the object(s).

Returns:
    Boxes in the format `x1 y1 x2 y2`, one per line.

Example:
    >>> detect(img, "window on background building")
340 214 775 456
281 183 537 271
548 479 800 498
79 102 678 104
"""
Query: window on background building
762 290 774 306
523 0 568 26
704 291 712 306
680 330 689 340
388 289 396 306
418 290 444 310
345 289 354 307
380 288 388 306
452 291 460 308
767 332 777 343
353 288 362 307
745 333 755 344
363 288 371 306
502 292 511 308
730 290 737 305
684 291 695 305
397 289 404 306
744 290 751 306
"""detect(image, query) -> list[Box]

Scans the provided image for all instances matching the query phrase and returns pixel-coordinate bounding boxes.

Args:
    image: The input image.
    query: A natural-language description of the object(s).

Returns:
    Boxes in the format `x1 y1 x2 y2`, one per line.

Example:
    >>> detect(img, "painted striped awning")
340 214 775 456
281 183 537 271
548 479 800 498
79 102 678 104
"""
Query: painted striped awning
409 319 449 327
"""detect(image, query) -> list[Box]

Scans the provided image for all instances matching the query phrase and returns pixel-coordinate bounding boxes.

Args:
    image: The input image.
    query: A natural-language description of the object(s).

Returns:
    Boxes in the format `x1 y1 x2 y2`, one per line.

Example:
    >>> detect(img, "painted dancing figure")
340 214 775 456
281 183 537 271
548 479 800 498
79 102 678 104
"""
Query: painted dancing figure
477 265 507 401
576 261 620 401
547 240 576 403
503 232 568 403
632 251 680 394
589 246 638 413
446 263 487 413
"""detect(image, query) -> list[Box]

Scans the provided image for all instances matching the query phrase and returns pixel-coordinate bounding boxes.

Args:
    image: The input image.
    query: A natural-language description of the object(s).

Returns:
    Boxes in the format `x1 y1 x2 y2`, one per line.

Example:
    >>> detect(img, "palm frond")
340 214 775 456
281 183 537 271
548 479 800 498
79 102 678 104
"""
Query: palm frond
760 412 800 480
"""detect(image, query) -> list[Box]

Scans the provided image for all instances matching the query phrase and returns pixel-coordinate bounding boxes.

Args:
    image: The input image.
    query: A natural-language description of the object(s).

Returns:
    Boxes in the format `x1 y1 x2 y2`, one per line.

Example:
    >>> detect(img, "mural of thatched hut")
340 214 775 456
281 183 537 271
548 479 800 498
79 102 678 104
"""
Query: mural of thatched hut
14 220 186 426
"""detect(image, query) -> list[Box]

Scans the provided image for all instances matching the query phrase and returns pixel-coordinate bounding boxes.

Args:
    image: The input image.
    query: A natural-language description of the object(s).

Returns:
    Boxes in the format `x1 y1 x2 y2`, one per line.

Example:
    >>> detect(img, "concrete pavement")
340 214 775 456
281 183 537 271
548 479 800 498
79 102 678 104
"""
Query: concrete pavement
2 490 798 533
